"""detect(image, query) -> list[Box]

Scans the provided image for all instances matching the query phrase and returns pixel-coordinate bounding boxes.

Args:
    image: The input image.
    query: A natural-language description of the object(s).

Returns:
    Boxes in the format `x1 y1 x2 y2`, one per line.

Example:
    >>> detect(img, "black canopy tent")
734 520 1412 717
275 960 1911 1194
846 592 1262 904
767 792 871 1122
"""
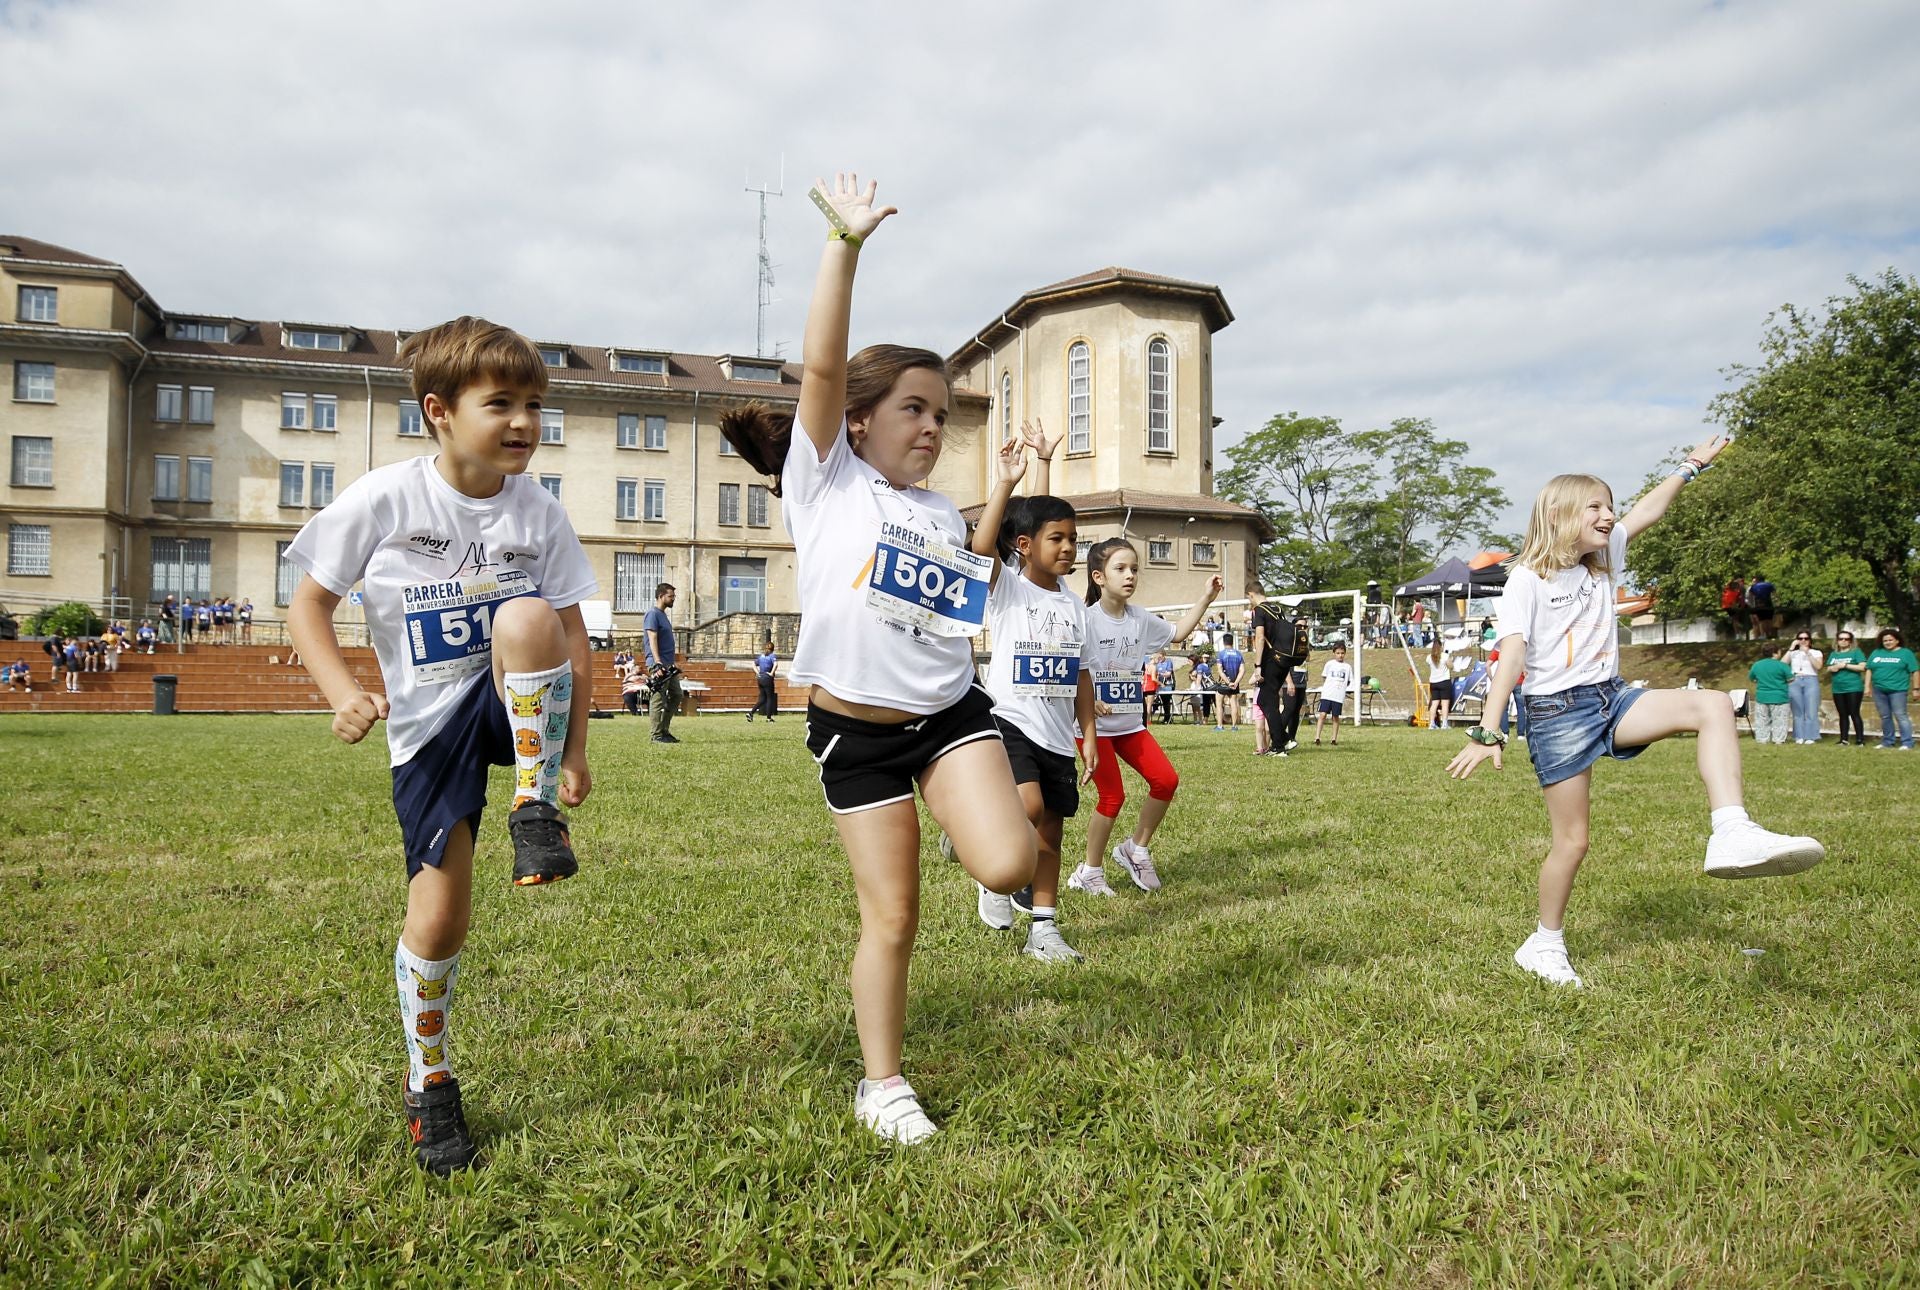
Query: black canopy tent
1394 558 1508 628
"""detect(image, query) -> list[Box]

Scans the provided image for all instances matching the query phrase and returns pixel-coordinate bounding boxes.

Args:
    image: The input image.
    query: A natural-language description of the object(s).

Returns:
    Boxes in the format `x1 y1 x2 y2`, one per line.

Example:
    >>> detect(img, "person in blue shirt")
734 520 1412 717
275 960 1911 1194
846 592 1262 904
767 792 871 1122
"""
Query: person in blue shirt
642 582 683 744
1152 651 1176 723
749 640 779 723
1214 632 1245 731
1187 653 1214 724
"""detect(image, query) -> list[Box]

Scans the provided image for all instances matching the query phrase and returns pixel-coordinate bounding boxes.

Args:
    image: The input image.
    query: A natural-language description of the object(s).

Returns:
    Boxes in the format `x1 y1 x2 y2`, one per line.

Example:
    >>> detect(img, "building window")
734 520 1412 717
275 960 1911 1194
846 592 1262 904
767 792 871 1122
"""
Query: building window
731 361 781 383
541 409 564 445
539 474 563 501
1147 338 1173 454
617 414 639 449
312 394 338 432
1075 538 1092 565
279 461 304 507
288 329 345 351
1191 540 1216 566
615 353 667 374
187 386 215 424
645 414 667 451
614 551 665 612
154 454 181 501
398 400 423 437
281 393 308 430
8 524 51 576
187 456 213 503
718 433 738 456
171 320 228 342
13 362 54 403
11 436 53 487
748 483 770 527
1148 538 1174 564
1067 342 1091 454
310 463 335 508
156 385 183 421
18 286 57 323
615 478 638 521
151 536 211 600
717 482 741 526
720 557 767 613
539 346 568 368
643 479 666 522
275 540 300 606
1001 370 1012 442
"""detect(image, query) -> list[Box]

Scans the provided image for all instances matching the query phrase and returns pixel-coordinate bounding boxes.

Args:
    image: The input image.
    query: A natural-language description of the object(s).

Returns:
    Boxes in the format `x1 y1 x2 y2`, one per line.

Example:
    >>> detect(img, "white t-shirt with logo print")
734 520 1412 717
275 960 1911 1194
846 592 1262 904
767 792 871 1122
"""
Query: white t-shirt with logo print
285 455 597 767
1086 602 1177 738
1494 526 1628 696
1321 659 1354 703
985 562 1096 757
782 418 981 715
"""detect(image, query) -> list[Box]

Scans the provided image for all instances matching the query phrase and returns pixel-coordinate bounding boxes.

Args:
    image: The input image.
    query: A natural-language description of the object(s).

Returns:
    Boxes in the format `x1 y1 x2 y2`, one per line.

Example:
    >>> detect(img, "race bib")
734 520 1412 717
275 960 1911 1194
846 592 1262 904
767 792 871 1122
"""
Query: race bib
403 568 536 685
1012 641 1081 697
864 527 989 638
1093 667 1144 712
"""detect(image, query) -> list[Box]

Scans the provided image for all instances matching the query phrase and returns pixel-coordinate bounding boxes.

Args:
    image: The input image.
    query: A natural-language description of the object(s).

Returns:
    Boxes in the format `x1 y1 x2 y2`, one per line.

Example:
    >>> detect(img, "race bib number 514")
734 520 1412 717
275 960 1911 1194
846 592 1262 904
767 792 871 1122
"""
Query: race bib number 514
403 568 536 685
865 532 989 638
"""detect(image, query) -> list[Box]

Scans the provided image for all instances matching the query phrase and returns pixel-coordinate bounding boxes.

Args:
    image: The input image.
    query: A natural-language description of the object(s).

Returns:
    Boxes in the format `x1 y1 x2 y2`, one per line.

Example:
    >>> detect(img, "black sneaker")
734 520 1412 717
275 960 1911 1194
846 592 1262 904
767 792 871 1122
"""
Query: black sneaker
404 1076 478 1176
651 733 681 744
1010 884 1036 917
508 800 577 886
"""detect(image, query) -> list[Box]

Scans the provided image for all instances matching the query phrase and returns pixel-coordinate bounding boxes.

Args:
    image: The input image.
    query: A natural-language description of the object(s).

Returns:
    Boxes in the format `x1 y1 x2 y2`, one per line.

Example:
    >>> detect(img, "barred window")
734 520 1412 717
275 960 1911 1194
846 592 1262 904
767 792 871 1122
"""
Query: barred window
614 551 665 612
1146 338 1173 454
275 540 301 605
11 436 52 487
7 524 50 576
1067 343 1091 454
717 482 741 525
748 484 770 527
1148 539 1174 564
151 536 211 599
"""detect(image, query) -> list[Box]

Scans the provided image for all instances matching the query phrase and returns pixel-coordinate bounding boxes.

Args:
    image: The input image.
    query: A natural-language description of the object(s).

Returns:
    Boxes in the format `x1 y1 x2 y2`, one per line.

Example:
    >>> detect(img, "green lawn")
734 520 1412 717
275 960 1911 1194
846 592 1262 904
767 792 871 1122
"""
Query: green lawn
2 713 1915 1286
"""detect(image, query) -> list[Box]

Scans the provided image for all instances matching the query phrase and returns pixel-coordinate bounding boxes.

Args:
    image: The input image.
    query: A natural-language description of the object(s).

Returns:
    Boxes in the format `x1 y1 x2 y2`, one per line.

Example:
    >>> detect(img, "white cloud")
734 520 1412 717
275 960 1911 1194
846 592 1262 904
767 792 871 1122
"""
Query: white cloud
3 0 1915 534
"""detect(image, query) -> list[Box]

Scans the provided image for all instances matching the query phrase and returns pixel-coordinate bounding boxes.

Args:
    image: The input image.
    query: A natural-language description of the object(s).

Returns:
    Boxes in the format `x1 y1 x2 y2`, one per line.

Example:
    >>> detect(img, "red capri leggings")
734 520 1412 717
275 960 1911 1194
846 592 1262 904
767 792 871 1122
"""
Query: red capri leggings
1082 728 1180 819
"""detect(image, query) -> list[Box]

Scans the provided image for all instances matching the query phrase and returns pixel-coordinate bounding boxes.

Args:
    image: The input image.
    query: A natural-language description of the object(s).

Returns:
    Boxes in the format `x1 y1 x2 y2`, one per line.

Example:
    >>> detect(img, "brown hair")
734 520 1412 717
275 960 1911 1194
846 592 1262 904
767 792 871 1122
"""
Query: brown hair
398 317 548 440
718 344 948 496
1083 537 1137 605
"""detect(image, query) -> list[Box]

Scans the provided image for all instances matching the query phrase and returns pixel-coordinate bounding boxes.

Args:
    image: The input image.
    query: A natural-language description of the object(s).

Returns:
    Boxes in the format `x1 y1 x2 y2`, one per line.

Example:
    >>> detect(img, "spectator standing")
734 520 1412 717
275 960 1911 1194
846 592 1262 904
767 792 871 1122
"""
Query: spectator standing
1747 644 1791 744
1187 653 1214 724
1314 643 1354 746
750 641 779 722
44 633 64 687
159 595 177 644
63 638 84 692
1426 639 1468 731
1784 632 1824 743
177 597 194 645
1826 630 1867 746
642 582 683 744
1746 574 1777 639
238 597 255 645
1154 651 1177 723
1866 627 1916 750
1721 578 1749 639
1214 632 1245 731
195 600 214 642
1249 585 1309 756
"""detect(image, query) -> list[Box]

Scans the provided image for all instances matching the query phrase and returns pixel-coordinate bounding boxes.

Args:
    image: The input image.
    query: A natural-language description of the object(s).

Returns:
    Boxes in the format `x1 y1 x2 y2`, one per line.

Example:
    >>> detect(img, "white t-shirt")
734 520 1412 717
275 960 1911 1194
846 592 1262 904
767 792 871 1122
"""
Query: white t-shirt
782 419 981 714
1785 647 1823 677
1085 602 1177 737
285 455 597 766
1494 527 1628 696
985 562 1095 757
1321 659 1354 702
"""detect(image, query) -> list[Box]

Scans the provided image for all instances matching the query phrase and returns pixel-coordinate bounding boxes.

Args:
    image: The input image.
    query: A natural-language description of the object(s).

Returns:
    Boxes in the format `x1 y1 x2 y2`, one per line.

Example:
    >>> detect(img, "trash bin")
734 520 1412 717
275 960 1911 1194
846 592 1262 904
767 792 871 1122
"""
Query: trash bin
153 674 178 715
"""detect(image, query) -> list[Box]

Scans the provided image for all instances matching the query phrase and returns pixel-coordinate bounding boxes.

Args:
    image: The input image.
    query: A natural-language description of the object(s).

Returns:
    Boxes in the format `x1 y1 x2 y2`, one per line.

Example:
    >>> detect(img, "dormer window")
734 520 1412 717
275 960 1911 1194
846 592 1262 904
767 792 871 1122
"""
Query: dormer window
287 328 346 351
613 352 668 375
719 355 783 384
170 319 229 343
539 346 569 369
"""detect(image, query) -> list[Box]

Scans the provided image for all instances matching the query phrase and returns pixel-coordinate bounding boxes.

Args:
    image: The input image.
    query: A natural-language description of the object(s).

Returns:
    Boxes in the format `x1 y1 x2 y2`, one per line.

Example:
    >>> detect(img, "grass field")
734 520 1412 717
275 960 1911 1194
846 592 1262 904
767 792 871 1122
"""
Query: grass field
3 711 1916 1286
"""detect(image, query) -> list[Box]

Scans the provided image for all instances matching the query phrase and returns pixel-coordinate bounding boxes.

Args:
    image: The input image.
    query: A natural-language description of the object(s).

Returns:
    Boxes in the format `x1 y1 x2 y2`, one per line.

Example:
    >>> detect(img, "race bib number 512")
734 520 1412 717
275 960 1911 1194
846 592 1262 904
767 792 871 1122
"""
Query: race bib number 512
403 568 536 685
865 531 989 638
1093 667 1144 711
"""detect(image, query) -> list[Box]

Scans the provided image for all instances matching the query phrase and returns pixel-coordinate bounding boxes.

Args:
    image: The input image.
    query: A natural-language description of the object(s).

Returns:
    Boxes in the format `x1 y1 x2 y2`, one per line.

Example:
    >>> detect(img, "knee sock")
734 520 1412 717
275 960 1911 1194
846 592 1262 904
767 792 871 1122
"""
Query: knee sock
504 662 572 809
395 938 458 1092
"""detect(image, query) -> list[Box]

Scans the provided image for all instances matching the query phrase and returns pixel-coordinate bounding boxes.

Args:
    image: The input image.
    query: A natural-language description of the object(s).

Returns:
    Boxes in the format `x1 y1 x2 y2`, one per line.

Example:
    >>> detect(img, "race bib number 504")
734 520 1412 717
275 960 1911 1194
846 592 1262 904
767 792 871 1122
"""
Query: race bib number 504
865 531 989 638
403 568 536 685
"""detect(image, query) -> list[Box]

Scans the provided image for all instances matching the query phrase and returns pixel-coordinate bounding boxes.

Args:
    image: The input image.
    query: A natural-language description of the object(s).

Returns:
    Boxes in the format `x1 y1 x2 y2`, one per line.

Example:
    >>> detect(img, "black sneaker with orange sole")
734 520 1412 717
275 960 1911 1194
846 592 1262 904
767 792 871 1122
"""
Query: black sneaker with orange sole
508 800 578 886
404 1075 478 1176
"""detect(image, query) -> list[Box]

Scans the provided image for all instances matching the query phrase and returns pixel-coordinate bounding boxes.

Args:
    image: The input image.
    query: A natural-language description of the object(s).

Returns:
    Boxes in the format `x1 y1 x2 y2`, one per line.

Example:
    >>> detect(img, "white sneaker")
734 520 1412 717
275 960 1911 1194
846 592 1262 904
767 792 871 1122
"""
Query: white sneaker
1113 840 1161 891
855 1075 938 1144
976 881 1013 930
1067 863 1115 897
1284 740 1299 751
1704 822 1825 879
1514 933 1583 987
1023 919 1084 963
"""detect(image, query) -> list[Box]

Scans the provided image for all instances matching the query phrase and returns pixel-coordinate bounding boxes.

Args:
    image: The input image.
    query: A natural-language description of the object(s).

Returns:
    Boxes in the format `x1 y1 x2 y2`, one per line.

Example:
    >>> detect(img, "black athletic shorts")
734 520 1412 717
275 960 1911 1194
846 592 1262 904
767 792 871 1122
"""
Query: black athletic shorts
1430 679 1456 703
995 716 1080 819
805 684 1001 814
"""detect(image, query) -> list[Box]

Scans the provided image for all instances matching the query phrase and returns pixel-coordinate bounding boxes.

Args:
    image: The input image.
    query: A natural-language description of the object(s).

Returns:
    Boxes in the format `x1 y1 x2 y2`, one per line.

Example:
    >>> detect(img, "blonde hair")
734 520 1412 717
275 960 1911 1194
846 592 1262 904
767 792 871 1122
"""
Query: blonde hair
1513 474 1616 577
398 317 548 440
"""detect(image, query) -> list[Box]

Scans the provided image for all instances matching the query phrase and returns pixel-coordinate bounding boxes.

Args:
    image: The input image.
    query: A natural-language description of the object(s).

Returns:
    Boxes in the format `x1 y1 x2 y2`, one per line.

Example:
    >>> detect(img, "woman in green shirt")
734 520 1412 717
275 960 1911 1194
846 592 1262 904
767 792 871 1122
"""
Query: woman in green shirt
1747 644 1792 745
1826 630 1867 745
1867 627 1917 750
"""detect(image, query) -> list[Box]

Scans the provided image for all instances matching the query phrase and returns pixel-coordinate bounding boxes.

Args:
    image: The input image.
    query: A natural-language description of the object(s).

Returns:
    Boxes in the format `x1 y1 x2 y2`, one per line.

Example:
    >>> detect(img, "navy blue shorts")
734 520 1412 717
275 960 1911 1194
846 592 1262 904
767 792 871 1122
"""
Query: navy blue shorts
1317 699 1344 716
1524 677 1651 787
391 668 513 879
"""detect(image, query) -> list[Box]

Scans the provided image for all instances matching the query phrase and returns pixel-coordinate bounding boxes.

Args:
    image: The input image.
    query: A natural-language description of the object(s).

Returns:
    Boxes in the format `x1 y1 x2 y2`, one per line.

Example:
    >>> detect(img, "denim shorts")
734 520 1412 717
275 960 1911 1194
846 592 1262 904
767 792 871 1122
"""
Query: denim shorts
1524 677 1651 787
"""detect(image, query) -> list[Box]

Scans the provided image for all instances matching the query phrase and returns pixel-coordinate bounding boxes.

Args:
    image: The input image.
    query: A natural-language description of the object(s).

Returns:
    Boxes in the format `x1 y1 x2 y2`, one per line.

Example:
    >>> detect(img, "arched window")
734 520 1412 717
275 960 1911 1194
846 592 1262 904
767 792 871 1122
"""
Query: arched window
1067 342 1092 454
1146 338 1174 454
1001 370 1012 442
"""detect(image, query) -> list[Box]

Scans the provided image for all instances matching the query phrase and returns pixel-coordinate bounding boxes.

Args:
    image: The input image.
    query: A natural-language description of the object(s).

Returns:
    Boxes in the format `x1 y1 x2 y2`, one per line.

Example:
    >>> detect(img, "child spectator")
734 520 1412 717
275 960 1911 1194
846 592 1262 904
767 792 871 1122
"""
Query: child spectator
1187 653 1214 724
1314 643 1354 745
749 641 779 722
137 621 157 654
63 638 83 691
237 597 255 645
1214 631 1245 731
1747 644 1791 744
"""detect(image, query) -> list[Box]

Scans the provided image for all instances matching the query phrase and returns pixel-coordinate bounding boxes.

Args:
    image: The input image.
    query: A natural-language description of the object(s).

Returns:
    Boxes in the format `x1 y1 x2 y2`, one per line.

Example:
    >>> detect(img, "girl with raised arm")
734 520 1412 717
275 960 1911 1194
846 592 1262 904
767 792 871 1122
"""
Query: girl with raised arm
1448 439 1824 988
719 173 1034 1144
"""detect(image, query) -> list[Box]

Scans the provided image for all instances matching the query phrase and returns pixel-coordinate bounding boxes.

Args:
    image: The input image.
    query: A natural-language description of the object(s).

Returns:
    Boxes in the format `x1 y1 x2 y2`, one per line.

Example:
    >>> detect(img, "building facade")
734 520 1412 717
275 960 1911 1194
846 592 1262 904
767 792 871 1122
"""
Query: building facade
2 238 1267 638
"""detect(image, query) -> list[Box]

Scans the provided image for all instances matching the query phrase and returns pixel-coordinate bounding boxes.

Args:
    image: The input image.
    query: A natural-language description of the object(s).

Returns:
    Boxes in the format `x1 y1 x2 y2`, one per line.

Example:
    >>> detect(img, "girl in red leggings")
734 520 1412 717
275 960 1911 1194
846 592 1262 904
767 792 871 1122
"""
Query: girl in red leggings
1071 538 1222 895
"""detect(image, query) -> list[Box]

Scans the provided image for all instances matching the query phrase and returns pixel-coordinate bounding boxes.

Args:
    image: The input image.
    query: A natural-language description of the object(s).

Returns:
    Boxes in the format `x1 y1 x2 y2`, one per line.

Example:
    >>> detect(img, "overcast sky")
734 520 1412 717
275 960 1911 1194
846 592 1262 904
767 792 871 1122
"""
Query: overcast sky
4 0 1916 534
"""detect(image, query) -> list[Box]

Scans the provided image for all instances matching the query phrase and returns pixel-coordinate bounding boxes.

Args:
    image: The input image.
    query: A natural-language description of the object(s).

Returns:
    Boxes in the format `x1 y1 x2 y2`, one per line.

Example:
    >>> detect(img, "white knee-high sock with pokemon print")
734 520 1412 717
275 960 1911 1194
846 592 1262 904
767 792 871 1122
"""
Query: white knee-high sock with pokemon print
395 938 458 1092
503 662 572 809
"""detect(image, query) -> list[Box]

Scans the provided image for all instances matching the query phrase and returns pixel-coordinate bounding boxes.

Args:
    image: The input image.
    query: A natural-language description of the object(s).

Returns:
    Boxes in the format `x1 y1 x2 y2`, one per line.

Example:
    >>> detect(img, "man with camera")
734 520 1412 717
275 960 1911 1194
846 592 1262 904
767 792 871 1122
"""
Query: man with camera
643 582 684 745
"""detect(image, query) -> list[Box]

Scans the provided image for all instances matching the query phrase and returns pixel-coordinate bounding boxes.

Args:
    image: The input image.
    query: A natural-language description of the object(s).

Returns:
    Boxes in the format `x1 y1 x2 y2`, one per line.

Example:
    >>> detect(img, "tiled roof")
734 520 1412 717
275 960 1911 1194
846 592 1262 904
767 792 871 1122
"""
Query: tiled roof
0 236 119 267
951 266 1234 361
962 488 1275 541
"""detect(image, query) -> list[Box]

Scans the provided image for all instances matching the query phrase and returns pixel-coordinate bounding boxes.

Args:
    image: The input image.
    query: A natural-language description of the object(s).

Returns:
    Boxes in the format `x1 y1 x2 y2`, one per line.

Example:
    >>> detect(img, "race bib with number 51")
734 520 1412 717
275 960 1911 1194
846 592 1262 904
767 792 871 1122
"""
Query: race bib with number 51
865 530 990 638
1012 642 1081 697
403 568 536 685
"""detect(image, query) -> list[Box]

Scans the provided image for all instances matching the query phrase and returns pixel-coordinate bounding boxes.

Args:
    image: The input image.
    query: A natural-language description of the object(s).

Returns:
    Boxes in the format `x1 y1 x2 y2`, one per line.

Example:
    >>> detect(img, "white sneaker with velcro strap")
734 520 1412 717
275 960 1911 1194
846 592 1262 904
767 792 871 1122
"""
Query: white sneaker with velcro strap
855 1075 938 1145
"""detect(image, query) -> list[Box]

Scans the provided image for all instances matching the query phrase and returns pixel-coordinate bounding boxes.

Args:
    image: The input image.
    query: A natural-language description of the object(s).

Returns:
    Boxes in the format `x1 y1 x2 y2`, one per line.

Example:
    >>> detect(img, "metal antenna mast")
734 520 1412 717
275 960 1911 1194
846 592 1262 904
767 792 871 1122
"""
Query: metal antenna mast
745 157 784 357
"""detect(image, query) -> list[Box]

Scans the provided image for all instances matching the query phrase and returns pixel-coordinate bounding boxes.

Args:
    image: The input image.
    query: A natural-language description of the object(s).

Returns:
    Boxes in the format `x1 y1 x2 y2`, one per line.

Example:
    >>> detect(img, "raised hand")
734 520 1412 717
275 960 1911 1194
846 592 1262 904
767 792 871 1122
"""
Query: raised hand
1021 418 1062 461
993 434 1029 488
1686 434 1732 468
815 172 898 244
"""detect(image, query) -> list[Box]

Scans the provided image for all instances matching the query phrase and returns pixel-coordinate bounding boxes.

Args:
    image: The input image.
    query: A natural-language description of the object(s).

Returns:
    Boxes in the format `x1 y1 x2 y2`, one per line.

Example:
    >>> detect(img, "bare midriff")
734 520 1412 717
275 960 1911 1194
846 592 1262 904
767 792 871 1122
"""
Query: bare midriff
808 685 924 725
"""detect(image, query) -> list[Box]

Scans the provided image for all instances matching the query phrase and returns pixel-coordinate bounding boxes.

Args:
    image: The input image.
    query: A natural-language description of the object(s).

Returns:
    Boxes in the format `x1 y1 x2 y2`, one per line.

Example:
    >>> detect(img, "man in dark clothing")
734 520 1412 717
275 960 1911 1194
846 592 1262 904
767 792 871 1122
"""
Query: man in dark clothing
1747 574 1777 640
1249 585 1311 757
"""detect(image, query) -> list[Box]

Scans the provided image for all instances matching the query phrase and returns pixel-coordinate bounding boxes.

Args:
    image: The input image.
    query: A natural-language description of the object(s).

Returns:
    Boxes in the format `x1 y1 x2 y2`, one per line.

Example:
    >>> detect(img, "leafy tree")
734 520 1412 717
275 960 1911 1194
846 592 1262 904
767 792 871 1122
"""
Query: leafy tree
1350 418 1511 584
29 602 104 638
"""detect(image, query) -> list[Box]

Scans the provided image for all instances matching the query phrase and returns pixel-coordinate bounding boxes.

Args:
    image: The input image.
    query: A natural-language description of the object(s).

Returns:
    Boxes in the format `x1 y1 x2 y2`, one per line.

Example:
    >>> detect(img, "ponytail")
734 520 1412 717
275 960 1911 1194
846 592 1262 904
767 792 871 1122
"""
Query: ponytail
717 402 792 497
1084 537 1136 606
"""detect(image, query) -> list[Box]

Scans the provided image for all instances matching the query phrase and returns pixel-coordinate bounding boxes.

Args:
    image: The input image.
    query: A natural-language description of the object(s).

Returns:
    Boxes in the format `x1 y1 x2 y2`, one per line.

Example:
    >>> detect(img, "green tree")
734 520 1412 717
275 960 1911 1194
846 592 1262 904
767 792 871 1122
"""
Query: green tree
1350 418 1510 586
29 602 104 638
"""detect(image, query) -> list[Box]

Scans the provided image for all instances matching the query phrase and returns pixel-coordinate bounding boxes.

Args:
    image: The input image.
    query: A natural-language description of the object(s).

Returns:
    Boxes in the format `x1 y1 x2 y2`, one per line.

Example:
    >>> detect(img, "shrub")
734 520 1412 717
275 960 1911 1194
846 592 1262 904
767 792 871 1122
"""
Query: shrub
29 601 105 638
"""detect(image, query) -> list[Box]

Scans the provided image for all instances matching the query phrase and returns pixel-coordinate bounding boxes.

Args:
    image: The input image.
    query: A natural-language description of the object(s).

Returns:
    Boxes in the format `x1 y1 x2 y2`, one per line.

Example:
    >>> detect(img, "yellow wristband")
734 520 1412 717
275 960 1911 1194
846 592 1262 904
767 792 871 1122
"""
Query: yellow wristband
829 228 863 248
809 186 862 248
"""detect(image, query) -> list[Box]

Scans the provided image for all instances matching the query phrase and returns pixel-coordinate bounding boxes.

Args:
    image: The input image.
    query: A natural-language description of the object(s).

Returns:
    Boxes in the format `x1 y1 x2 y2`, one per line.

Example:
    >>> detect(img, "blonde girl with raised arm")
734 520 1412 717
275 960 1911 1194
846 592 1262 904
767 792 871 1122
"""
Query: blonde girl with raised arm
719 173 1034 1144
1448 438 1824 988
